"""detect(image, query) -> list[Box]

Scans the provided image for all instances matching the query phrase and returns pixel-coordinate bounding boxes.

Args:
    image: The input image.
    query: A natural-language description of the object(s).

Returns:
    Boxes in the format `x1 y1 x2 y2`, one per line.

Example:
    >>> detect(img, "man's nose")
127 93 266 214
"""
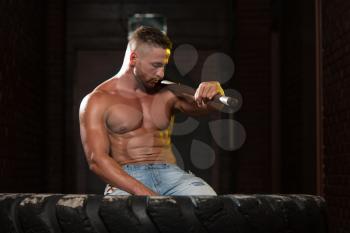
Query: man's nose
156 67 165 78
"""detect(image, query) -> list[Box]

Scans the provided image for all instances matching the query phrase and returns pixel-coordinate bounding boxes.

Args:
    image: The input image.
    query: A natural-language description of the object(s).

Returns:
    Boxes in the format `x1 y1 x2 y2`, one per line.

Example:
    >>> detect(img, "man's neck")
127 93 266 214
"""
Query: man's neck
115 69 146 94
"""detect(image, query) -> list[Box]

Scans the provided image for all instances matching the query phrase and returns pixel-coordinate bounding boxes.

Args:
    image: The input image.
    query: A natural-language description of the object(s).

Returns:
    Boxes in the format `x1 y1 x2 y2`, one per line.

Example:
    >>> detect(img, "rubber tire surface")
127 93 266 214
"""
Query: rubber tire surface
0 194 328 233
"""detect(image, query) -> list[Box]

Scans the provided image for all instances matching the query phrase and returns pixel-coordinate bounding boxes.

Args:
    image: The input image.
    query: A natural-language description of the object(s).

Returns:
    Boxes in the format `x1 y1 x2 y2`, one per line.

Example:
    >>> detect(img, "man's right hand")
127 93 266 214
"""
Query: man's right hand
142 190 159 196
134 186 158 196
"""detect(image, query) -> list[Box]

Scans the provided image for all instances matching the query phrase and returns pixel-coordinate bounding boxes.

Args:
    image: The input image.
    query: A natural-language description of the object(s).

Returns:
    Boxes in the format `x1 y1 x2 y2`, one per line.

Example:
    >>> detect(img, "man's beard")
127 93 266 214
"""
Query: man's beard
134 74 162 94
144 79 162 94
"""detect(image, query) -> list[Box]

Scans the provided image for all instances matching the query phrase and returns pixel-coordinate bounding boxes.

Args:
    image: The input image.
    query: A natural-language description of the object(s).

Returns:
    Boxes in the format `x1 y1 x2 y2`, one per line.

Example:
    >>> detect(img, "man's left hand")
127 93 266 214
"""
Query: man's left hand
194 81 224 107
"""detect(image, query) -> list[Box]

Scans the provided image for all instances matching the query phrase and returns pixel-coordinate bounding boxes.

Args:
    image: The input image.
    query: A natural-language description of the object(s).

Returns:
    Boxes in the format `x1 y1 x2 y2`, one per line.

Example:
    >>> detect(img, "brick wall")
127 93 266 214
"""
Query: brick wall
44 0 66 193
279 0 317 194
0 0 45 192
233 0 318 195
233 0 273 193
322 0 350 232
279 0 304 193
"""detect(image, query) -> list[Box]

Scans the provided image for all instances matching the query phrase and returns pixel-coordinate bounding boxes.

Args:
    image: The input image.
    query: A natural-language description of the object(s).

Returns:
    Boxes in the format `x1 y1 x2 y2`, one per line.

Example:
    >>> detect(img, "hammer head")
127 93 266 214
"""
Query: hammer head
160 80 177 85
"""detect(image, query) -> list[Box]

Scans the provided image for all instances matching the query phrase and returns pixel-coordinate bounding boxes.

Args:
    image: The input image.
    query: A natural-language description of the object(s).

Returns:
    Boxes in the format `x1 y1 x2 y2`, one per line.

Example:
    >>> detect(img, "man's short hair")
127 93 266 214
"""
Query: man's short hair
129 26 172 50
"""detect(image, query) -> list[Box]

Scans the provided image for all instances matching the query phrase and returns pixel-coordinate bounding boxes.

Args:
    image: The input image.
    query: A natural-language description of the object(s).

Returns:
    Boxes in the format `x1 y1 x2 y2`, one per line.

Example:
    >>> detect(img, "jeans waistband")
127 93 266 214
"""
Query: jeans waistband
122 163 176 171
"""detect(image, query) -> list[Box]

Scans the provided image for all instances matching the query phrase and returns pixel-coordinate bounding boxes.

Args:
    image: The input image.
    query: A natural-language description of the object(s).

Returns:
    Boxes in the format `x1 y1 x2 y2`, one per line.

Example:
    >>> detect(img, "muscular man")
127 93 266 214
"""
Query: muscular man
79 26 225 196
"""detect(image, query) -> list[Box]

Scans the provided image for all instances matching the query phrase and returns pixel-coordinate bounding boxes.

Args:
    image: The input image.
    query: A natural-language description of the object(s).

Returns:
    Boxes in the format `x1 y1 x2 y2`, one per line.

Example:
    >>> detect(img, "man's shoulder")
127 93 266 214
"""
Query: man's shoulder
84 89 110 103
80 90 111 115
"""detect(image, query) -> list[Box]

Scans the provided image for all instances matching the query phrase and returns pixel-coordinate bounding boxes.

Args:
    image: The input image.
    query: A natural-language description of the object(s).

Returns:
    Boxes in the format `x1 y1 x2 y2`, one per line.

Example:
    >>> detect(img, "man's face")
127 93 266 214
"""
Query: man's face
133 45 170 90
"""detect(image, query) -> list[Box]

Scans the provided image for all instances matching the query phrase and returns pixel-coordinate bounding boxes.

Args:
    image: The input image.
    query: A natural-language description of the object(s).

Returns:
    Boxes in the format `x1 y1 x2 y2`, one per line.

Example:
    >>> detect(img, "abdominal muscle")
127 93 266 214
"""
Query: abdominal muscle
108 128 177 165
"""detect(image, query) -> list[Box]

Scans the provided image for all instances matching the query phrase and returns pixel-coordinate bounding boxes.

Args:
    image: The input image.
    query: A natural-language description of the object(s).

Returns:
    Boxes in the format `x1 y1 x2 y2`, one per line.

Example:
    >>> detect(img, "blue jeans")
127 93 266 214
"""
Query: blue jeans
104 163 217 196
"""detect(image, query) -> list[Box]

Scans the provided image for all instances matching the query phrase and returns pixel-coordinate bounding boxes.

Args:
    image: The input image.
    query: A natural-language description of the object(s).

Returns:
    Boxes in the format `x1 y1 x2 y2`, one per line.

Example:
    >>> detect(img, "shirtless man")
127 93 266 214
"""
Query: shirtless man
79 26 225 196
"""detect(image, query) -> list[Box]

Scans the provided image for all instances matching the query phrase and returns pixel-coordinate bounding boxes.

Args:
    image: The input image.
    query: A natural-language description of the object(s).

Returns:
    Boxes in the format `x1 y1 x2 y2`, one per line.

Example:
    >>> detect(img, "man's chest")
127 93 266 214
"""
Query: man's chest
105 92 175 134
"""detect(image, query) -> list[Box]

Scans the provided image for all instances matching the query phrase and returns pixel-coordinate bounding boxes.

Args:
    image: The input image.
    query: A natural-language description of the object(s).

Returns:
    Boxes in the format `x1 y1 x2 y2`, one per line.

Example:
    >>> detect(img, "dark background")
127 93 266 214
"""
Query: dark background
0 0 348 232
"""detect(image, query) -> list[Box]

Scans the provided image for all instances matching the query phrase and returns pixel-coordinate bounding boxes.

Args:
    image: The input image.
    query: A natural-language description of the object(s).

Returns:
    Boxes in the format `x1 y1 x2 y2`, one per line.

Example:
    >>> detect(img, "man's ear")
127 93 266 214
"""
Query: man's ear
130 51 137 66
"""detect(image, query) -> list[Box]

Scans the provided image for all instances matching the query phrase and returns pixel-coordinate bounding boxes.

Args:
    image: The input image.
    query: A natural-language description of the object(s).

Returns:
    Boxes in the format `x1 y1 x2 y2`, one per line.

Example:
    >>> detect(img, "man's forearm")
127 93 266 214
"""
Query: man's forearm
89 154 157 195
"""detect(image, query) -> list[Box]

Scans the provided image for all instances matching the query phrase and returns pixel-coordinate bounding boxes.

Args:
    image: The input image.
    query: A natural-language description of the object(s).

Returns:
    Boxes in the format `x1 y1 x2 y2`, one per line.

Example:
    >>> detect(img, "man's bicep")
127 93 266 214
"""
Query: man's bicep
80 122 110 160
175 97 194 112
174 96 208 116
79 94 110 163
